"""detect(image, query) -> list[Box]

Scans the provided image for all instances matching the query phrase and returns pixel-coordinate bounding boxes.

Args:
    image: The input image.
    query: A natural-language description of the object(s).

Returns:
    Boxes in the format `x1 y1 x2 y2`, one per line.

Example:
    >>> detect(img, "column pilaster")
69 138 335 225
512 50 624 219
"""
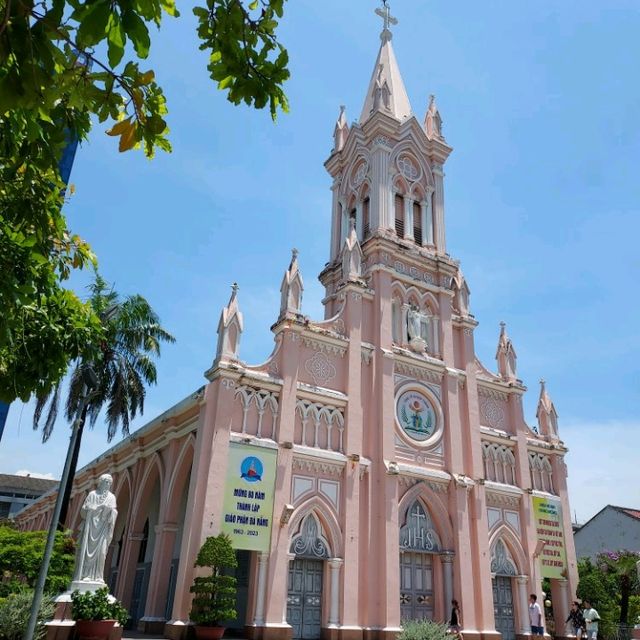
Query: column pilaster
370 139 391 231
403 195 413 240
328 558 344 627
139 523 179 631
432 163 446 253
441 552 454 615
516 576 530 636
254 552 270 626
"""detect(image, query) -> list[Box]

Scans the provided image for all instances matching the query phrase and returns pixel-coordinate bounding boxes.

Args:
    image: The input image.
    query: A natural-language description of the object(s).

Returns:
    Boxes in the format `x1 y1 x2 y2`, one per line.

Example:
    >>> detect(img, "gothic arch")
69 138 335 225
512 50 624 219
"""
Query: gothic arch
341 151 370 197
130 452 164 531
389 140 434 189
288 495 343 558
398 481 454 550
489 524 527 575
392 175 410 195
164 435 195 523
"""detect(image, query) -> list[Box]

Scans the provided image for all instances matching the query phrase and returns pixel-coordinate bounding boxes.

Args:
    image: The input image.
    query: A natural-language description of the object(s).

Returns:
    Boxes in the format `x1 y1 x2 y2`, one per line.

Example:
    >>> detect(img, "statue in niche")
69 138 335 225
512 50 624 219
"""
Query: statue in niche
73 474 118 585
407 306 428 353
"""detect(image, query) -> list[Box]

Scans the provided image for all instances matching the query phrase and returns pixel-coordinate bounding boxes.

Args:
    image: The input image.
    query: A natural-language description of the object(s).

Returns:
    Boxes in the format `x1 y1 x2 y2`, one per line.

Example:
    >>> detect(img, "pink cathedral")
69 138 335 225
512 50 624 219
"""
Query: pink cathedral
18 7 579 640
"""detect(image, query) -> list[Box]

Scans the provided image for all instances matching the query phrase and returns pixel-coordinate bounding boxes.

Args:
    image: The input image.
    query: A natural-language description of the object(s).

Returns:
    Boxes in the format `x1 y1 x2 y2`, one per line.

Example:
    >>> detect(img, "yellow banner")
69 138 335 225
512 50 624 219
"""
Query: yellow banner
220 443 278 552
533 496 567 579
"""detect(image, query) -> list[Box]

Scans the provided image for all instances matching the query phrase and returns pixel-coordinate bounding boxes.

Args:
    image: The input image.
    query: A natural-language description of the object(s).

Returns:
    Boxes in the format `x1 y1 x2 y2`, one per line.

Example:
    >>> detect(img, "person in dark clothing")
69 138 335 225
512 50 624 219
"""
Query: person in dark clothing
448 599 462 635
566 601 585 639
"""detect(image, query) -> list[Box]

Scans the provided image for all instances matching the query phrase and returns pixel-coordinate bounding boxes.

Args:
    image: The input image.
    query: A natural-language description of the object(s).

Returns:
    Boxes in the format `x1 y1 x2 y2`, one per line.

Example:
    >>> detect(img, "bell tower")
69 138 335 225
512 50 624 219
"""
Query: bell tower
323 1 453 292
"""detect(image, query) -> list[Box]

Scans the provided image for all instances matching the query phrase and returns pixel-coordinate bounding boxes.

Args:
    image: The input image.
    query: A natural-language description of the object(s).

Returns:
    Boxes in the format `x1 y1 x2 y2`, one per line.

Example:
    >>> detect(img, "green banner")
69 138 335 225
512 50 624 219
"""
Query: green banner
220 442 278 552
533 496 567 579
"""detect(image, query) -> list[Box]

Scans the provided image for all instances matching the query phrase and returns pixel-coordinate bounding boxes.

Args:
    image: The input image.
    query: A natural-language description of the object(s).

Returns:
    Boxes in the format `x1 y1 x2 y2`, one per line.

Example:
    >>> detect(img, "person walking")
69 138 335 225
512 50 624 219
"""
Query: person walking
448 599 462 636
566 601 586 639
583 600 601 640
529 594 544 636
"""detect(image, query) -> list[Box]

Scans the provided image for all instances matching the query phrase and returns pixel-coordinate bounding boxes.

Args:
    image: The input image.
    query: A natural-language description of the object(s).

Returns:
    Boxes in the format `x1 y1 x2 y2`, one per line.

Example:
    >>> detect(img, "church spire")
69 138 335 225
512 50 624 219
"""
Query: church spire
215 282 243 362
333 105 349 153
359 2 412 123
536 379 559 440
278 248 304 320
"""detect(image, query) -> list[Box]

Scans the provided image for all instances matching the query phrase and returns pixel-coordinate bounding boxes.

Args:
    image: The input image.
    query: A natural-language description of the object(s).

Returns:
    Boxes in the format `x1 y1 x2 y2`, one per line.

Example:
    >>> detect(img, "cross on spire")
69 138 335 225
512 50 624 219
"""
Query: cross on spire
375 1 397 42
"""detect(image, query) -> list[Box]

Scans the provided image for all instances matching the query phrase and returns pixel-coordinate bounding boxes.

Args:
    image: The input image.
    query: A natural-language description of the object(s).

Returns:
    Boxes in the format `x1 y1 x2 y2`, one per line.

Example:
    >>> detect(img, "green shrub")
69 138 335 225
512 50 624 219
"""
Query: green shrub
189 534 237 626
0 590 56 640
0 525 75 597
398 619 451 640
70 588 128 626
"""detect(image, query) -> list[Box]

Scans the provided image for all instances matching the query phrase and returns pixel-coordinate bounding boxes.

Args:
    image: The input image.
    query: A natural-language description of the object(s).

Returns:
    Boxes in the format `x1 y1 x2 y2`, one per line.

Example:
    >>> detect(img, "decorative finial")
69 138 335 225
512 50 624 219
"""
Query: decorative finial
231 282 239 294
429 94 435 107
375 0 397 42
500 321 506 328
292 248 299 260
539 378 546 388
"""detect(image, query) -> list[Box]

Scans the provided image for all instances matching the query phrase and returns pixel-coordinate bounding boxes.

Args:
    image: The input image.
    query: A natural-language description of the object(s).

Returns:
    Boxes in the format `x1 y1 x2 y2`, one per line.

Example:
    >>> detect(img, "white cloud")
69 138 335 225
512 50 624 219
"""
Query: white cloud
14 469 56 480
562 419 640 524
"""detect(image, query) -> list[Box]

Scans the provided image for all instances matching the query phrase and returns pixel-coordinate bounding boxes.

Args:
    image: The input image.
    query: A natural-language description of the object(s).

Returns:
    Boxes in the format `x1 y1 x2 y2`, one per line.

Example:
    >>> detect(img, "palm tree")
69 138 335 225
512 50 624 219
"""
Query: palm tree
33 274 175 526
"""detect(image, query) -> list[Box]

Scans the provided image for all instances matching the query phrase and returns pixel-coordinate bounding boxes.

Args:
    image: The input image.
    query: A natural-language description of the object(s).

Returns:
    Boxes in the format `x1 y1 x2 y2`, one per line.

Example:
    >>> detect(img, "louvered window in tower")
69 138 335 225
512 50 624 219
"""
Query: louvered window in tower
413 201 422 245
363 197 370 238
394 194 404 237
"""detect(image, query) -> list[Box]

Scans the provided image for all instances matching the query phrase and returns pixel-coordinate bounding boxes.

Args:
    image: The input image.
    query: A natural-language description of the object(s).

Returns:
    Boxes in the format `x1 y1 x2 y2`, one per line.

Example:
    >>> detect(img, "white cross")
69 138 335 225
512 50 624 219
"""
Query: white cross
375 2 398 40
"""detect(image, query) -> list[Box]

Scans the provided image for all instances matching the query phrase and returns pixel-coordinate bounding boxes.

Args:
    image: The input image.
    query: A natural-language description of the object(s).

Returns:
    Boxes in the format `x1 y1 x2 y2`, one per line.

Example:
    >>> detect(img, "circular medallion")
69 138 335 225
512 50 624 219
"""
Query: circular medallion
240 456 263 483
396 390 437 441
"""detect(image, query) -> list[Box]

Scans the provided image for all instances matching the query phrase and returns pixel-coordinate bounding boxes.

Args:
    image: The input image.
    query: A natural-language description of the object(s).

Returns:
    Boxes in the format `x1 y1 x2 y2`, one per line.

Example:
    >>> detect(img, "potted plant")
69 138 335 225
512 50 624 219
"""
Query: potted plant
71 587 129 640
190 534 238 640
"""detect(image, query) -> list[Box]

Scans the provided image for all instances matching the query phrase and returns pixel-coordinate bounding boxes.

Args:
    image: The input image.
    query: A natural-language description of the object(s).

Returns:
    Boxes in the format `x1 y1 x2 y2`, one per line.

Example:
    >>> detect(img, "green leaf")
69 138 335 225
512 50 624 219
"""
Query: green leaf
122 10 151 58
107 13 126 68
76 0 111 47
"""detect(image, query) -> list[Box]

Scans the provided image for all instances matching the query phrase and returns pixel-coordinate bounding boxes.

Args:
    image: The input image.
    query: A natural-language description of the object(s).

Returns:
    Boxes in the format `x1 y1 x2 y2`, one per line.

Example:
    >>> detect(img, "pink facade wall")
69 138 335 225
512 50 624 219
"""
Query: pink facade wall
16 26 580 640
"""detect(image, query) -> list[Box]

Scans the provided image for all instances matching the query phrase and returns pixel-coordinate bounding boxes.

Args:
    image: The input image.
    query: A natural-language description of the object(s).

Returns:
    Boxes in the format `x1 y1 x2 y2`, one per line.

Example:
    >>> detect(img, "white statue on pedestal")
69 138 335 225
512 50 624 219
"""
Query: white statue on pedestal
407 306 427 353
72 474 117 588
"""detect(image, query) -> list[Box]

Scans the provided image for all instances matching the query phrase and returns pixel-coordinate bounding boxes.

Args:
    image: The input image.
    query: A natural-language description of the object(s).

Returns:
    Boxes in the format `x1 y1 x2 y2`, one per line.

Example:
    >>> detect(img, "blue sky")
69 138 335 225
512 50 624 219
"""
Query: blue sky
2 1 639 523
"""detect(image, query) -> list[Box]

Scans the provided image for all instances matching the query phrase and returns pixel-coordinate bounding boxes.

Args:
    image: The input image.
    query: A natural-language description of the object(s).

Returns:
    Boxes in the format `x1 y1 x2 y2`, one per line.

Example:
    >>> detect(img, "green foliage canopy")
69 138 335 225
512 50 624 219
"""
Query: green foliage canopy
0 524 75 597
577 552 640 630
0 0 289 402
190 534 238 626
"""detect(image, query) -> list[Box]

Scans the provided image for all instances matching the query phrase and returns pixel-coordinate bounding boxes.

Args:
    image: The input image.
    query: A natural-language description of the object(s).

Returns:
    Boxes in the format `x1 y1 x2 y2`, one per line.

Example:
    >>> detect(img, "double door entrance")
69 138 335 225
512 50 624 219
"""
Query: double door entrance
492 576 515 640
287 558 323 640
400 552 434 621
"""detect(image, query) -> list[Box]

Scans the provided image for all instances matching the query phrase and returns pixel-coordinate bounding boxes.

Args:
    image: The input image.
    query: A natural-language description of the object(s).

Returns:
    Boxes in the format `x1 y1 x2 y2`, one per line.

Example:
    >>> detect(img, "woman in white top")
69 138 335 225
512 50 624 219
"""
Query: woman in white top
582 600 600 640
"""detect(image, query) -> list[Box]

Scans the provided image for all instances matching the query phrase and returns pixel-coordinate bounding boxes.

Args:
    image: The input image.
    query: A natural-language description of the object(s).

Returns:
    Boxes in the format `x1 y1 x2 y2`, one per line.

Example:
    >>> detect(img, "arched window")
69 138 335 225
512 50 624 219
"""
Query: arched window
363 196 370 239
413 201 422 245
290 513 331 559
394 193 404 237
392 298 402 344
137 518 149 563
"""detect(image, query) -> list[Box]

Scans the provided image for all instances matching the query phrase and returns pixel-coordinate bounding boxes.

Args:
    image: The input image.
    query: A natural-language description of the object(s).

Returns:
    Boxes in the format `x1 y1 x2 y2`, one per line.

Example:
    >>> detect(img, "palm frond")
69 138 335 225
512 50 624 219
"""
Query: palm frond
41 384 62 443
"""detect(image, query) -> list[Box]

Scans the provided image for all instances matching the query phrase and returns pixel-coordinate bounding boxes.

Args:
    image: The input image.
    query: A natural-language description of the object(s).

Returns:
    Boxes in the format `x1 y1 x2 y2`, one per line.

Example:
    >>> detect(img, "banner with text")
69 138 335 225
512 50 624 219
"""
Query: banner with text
533 496 567 579
220 442 277 552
